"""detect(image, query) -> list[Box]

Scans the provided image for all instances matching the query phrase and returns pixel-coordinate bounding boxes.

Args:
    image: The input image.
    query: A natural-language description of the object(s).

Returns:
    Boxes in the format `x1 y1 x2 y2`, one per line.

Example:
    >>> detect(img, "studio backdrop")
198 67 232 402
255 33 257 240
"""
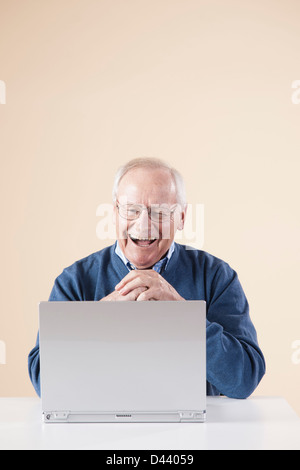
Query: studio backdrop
0 0 299 415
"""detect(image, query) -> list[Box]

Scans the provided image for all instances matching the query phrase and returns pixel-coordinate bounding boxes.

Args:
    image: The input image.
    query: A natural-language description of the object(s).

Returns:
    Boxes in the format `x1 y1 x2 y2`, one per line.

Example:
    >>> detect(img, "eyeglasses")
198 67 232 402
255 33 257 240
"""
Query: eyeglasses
116 201 179 222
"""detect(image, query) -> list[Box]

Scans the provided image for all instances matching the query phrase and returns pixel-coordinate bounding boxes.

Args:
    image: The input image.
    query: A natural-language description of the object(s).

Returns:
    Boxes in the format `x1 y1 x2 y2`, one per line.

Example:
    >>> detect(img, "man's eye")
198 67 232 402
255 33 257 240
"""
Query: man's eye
127 208 139 215
151 210 170 220
152 211 162 217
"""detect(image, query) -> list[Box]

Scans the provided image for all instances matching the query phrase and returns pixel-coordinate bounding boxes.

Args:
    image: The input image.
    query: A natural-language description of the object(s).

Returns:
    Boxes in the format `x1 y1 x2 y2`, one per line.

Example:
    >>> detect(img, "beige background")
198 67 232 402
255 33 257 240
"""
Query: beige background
0 0 299 415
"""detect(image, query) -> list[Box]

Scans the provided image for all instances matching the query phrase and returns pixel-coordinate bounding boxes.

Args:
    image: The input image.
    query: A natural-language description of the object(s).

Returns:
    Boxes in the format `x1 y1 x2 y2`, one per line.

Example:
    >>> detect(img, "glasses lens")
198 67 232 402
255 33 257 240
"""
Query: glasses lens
150 208 171 222
118 205 141 220
118 203 177 221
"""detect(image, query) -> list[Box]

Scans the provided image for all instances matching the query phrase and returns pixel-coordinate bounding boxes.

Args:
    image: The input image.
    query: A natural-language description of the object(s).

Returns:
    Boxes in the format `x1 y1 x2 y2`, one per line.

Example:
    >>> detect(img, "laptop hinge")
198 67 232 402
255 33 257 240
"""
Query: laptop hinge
44 411 70 422
179 411 206 422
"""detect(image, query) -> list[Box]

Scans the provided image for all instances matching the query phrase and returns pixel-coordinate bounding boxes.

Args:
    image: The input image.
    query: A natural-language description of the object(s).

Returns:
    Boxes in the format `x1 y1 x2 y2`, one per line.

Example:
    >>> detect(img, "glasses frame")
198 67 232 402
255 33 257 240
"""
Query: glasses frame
116 200 179 222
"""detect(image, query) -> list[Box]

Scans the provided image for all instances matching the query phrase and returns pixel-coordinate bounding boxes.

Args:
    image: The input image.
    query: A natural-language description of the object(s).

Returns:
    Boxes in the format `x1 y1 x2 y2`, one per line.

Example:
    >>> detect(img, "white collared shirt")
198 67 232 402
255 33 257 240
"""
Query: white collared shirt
115 240 175 273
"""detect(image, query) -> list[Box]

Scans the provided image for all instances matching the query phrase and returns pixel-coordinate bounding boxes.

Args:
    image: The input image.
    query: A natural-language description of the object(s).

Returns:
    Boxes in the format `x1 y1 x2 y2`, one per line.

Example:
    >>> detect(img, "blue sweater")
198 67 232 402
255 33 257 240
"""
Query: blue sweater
28 242 265 399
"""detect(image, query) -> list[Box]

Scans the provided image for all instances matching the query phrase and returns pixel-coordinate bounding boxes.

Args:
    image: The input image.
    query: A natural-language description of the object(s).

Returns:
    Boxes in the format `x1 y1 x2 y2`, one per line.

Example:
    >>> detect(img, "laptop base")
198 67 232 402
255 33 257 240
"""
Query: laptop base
43 410 206 423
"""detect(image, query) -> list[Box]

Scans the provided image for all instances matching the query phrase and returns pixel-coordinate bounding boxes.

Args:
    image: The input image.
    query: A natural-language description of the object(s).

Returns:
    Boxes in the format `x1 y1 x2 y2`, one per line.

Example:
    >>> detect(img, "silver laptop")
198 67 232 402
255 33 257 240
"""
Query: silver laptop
39 300 206 423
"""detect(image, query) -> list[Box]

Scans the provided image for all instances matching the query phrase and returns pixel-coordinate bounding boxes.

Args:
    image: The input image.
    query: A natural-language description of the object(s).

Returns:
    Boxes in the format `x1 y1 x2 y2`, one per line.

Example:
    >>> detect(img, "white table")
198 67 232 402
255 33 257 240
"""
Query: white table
0 396 299 450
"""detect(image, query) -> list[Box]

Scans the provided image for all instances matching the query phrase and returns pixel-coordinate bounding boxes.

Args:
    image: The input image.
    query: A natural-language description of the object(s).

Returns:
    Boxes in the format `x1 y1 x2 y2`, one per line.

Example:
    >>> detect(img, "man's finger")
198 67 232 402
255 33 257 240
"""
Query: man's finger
126 286 148 300
115 269 154 291
115 271 138 291
117 276 149 295
136 289 156 302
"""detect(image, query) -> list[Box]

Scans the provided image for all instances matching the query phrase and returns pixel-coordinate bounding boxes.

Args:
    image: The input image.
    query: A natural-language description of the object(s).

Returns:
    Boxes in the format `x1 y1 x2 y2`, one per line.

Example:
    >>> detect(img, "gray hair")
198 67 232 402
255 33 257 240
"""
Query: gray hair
112 157 187 208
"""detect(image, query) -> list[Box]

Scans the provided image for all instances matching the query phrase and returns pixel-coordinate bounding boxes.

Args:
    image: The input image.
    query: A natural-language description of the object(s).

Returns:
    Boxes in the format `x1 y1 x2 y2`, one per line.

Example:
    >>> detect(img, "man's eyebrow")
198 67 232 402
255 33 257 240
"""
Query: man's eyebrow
119 200 172 207
126 202 167 206
125 201 142 205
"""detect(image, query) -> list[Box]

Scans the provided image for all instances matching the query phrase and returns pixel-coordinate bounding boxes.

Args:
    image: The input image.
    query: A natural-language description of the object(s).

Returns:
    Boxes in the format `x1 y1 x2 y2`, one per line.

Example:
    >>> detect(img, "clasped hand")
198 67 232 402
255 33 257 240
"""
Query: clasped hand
100 270 184 301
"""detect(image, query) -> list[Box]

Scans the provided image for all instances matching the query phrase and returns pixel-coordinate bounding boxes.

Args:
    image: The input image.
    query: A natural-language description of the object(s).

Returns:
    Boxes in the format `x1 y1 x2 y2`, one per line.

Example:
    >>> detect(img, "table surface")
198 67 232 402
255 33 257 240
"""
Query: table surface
0 396 299 450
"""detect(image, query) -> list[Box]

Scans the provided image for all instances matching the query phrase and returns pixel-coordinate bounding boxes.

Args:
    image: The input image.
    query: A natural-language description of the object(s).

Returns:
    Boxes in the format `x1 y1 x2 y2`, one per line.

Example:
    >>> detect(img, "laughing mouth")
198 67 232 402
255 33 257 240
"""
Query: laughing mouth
129 234 158 246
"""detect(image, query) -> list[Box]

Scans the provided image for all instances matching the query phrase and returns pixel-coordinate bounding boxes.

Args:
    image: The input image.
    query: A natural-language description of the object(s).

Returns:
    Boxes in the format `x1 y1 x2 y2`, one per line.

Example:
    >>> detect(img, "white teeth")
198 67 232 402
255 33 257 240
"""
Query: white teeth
129 235 157 241
138 238 156 241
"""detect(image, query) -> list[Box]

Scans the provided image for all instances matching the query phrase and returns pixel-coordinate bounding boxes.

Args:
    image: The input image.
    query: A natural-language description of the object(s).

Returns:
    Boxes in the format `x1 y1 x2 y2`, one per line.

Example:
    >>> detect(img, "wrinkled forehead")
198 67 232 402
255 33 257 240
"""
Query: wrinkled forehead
117 167 177 205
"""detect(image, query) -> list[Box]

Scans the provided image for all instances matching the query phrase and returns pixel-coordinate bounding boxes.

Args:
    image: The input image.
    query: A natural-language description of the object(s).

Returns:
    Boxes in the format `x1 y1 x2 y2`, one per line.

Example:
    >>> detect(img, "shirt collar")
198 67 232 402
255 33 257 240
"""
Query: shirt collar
115 240 175 273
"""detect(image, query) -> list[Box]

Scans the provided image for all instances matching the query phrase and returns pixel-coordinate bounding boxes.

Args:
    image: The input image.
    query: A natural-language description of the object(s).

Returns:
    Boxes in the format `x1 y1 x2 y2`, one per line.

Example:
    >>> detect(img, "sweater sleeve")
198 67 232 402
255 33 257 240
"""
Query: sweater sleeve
206 262 266 399
28 270 81 397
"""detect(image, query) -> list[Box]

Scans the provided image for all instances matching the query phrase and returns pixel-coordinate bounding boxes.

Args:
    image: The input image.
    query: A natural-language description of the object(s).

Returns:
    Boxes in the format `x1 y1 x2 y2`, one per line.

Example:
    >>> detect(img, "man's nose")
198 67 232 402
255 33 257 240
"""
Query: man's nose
138 208 151 228
135 208 154 236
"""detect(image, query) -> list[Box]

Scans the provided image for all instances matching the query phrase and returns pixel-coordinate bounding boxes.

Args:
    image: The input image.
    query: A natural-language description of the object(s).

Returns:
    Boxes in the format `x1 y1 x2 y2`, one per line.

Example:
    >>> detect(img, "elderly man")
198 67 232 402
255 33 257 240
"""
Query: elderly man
28 157 265 398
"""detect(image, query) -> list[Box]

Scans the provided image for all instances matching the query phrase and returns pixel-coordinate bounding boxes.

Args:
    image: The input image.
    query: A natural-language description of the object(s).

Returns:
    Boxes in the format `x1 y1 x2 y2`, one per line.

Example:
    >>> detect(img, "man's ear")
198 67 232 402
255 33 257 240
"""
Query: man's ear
177 204 187 231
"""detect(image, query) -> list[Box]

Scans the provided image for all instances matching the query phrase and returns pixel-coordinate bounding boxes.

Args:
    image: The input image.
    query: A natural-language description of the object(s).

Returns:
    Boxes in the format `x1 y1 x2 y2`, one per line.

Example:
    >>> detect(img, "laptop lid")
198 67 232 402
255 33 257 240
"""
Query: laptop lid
39 300 206 422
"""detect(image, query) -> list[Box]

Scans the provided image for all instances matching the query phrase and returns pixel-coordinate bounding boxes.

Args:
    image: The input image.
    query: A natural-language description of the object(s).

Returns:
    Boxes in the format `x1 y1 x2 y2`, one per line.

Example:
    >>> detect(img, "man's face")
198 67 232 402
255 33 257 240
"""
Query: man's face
114 167 186 269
